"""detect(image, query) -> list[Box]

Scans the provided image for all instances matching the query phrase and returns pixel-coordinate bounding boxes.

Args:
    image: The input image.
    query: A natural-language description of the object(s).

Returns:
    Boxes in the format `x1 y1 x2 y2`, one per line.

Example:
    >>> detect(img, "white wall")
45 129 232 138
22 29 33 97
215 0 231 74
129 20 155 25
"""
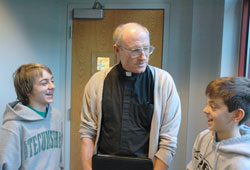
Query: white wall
220 0 242 77
186 0 225 163
0 0 68 166
167 0 193 169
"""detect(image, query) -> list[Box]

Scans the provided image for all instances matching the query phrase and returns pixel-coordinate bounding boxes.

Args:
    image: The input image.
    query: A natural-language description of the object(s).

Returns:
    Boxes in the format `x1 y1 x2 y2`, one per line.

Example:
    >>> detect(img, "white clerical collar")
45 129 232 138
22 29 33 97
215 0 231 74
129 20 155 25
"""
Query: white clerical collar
125 71 132 77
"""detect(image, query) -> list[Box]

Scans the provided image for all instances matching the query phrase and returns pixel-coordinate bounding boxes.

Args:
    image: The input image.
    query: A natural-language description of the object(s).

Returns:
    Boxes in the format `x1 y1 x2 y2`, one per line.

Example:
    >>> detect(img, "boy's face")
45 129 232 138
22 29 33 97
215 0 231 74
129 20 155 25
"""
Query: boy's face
28 70 55 110
203 97 235 134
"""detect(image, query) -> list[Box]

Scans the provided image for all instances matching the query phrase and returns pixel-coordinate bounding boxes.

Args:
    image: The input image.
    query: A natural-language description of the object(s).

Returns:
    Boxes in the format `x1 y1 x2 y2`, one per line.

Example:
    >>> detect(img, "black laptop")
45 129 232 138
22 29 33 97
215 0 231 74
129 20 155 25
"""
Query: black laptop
92 154 153 170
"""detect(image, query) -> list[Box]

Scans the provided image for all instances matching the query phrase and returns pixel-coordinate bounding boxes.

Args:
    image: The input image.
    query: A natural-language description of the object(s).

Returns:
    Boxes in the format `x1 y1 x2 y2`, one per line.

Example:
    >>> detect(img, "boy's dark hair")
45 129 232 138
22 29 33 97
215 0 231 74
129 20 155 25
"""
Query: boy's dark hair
13 63 52 105
205 77 250 125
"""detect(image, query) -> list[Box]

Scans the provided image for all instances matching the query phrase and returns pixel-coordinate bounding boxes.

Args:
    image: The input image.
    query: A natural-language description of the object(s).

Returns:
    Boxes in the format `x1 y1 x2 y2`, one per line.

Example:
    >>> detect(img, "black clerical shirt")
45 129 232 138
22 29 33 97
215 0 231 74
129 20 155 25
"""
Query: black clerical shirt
98 63 154 157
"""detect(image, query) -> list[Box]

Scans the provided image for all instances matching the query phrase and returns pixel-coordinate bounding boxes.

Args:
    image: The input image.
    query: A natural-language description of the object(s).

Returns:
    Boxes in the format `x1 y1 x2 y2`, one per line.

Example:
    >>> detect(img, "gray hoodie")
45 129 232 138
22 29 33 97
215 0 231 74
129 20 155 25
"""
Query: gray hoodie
187 125 250 170
0 101 63 170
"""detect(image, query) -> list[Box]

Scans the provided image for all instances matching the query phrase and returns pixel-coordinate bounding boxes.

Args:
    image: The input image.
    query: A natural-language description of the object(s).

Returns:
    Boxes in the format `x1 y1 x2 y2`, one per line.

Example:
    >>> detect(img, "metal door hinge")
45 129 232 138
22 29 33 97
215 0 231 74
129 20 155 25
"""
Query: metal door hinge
67 108 71 121
69 25 72 39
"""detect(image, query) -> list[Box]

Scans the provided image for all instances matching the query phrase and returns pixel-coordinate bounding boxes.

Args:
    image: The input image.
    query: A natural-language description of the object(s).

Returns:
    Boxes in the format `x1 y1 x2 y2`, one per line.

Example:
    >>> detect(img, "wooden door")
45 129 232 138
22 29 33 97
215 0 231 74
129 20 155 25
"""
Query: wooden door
70 9 164 170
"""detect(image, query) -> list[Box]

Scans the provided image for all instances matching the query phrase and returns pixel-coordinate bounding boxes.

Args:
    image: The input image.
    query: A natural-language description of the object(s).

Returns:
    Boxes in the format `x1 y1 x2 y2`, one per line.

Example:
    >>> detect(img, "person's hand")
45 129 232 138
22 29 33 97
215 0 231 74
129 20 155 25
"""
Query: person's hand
153 158 168 170
80 137 95 170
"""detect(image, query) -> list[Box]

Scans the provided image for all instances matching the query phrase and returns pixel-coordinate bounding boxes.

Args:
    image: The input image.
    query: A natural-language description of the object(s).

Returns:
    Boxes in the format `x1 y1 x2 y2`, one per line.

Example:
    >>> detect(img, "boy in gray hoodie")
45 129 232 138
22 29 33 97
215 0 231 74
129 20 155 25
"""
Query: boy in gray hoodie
0 63 63 170
187 77 250 170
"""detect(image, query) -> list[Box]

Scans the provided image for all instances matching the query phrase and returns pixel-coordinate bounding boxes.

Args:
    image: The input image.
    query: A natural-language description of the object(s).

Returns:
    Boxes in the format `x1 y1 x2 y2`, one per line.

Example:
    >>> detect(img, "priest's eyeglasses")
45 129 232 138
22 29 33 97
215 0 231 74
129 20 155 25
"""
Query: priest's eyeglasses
117 45 155 58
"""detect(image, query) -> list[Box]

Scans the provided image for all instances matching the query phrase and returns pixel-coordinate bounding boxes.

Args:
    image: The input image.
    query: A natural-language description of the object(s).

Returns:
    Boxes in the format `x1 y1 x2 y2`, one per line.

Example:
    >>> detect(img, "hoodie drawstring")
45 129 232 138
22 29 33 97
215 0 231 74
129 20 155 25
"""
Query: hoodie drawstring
213 142 220 169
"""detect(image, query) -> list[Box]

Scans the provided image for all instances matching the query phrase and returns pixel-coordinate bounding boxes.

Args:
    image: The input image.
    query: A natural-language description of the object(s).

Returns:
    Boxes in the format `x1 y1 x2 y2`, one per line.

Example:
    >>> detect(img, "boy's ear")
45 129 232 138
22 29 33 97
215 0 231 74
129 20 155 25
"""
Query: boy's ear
233 108 245 123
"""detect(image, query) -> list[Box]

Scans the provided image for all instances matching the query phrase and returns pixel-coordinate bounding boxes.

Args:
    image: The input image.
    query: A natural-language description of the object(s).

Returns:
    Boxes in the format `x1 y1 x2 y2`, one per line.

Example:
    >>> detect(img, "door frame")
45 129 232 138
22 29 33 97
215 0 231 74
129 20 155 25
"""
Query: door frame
64 2 170 170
